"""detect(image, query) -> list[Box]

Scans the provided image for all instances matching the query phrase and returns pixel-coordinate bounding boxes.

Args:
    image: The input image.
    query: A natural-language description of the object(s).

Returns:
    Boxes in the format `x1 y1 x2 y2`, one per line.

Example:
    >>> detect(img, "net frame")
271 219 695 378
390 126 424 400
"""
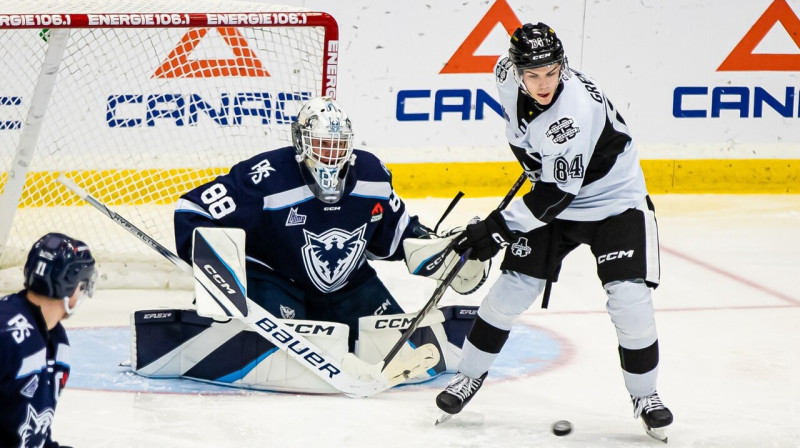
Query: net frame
0 1 339 288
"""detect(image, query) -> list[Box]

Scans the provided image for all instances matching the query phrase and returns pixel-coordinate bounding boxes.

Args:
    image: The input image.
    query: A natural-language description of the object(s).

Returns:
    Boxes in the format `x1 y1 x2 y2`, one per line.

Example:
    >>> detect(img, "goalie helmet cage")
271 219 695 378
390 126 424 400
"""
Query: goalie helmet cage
0 0 339 287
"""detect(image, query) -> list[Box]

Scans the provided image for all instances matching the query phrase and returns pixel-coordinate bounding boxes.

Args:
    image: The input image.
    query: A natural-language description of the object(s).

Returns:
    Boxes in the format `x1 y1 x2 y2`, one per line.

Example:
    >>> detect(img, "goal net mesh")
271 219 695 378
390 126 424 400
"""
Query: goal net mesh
0 0 336 288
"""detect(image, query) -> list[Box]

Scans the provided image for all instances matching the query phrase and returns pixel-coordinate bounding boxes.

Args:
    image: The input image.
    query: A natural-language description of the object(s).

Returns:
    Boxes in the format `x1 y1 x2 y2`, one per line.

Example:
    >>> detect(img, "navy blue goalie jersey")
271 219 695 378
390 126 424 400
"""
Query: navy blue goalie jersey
0 291 70 448
175 146 420 294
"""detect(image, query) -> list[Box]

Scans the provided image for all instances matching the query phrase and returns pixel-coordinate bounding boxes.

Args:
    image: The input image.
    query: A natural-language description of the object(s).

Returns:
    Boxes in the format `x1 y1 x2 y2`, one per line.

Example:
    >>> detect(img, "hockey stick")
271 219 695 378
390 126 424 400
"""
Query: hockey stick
380 172 528 371
57 176 192 273
433 191 465 234
57 175 439 397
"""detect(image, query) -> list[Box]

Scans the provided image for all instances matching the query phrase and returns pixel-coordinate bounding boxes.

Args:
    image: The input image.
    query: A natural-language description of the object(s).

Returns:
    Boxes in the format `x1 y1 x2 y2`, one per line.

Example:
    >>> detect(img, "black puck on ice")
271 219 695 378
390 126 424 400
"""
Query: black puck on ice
552 420 572 436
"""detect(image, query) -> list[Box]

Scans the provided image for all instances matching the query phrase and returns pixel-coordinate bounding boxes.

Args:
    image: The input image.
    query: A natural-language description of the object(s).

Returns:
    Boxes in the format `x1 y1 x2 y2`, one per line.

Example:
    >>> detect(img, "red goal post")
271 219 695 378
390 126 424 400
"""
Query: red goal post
0 1 340 288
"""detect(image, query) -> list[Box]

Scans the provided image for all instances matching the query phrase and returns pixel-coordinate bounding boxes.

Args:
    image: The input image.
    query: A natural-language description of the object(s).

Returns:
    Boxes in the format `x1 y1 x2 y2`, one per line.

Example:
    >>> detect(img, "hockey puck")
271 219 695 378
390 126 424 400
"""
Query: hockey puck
552 420 572 436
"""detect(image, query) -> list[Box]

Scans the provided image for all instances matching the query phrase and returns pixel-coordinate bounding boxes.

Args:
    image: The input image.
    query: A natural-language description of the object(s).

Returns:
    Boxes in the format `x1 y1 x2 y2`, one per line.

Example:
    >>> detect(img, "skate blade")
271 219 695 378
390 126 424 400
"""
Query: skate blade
642 421 668 443
434 412 454 426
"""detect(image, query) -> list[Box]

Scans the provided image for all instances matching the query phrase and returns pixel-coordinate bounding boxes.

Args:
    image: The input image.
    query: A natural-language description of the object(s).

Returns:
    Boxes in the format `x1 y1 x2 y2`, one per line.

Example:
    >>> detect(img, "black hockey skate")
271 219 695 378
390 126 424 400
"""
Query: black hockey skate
435 372 487 425
632 392 673 443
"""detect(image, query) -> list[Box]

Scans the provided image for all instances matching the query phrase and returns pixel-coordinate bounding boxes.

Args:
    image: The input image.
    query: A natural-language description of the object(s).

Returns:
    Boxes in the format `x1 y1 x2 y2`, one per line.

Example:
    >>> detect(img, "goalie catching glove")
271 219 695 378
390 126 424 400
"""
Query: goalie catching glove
403 224 490 295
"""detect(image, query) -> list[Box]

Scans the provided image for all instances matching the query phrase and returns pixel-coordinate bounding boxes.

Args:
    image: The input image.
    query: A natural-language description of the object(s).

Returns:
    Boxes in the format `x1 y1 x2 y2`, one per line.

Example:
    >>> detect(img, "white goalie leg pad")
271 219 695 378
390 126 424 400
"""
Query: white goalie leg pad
131 311 248 377
477 271 546 330
356 310 450 383
403 234 490 294
242 319 349 394
131 309 349 394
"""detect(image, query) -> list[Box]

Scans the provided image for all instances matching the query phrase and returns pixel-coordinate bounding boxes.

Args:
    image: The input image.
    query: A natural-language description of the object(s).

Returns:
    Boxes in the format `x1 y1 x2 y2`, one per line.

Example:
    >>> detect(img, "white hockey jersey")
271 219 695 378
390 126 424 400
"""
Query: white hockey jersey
494 57 649 233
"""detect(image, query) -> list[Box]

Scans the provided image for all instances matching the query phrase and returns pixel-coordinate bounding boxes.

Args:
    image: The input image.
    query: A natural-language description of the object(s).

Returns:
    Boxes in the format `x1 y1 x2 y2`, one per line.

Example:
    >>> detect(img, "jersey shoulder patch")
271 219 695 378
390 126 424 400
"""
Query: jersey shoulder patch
495 56 514 84
231 146 297 188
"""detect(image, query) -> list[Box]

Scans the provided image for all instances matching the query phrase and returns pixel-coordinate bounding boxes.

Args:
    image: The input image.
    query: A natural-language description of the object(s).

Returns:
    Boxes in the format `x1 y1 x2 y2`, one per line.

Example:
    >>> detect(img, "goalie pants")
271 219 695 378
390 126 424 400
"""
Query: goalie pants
461 197 663 397
246 267 404 350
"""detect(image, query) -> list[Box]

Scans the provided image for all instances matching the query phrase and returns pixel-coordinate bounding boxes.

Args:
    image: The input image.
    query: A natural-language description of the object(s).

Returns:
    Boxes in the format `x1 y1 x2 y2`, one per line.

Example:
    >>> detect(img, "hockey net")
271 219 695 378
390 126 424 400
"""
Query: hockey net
0 0 339 289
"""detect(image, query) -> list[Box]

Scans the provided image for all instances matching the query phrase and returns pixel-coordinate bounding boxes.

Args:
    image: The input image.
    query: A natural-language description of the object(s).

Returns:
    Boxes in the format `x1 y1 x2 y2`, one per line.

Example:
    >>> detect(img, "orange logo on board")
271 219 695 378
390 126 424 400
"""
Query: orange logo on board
440 0 522 74
153 27 270 78
718 0 800 71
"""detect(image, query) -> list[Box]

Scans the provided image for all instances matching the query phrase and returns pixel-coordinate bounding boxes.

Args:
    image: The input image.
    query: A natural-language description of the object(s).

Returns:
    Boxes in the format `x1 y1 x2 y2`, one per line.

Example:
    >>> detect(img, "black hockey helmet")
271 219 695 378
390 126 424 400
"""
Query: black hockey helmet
24 233 96 299
509 22 565 71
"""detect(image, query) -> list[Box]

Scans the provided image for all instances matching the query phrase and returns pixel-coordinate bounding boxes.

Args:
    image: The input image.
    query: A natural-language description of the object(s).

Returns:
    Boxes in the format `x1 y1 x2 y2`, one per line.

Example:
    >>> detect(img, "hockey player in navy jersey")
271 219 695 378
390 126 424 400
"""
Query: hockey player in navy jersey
434 23 673 440
173 96 485 352
127 97 486 393
0 233 97 448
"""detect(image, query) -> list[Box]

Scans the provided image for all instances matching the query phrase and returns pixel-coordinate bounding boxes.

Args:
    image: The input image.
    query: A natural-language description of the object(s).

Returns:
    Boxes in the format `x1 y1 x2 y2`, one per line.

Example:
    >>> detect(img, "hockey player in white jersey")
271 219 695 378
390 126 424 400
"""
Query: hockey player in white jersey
434 23 673 441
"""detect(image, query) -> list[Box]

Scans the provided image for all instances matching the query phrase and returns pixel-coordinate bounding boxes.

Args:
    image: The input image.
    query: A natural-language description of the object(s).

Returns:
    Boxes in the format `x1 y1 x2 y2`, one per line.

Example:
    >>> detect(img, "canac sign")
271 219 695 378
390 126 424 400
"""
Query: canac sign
674 0 800 119
395 0 520 122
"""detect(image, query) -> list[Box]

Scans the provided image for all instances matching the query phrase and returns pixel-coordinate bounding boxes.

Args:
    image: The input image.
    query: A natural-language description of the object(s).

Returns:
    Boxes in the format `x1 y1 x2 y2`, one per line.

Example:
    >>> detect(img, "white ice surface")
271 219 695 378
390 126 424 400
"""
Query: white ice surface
49 195 800 447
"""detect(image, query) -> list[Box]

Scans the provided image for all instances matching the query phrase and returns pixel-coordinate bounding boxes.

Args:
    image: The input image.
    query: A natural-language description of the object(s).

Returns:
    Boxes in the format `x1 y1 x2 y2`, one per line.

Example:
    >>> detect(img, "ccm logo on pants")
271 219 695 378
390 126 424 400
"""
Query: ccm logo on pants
598 250 634 264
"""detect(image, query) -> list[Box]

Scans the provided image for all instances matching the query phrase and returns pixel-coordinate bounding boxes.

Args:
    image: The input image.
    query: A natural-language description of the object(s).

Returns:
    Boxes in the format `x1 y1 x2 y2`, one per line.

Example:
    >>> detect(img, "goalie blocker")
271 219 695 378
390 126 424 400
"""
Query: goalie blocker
131 305 477 393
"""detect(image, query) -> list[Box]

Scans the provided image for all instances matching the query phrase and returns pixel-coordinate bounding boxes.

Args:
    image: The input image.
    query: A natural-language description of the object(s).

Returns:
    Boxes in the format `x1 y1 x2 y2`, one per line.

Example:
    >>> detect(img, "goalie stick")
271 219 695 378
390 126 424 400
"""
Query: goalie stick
380 172 528 372
57 175 439 397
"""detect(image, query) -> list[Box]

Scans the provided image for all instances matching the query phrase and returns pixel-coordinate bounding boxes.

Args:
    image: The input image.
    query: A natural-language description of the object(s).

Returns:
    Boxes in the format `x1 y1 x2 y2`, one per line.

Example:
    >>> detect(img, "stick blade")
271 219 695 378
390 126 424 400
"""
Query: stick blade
382 343 440 387
341 343 441 390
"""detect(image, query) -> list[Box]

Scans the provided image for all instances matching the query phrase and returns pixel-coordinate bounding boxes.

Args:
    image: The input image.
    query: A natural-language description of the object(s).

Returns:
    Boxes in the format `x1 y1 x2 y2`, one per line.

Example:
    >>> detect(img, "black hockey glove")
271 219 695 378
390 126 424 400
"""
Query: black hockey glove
453 210 515 261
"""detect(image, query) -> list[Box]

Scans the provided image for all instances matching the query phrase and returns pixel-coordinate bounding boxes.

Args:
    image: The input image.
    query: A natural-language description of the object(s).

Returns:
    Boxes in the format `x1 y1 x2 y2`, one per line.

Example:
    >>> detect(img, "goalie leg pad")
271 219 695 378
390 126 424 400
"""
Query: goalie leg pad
131 309 349 394
356 310 447 383
355 305 478 383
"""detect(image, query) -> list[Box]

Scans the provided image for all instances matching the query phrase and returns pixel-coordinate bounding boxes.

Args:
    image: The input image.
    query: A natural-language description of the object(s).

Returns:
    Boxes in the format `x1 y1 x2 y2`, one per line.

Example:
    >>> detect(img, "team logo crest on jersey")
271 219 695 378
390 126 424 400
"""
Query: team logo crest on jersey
545 117 580 144
286 207 307 226
7 313 33 344
370 203 383 222
249 158 276 184
511 237 532 257
21 375 39 398
17 404 55 448
280 305 296 319
301 225 367 293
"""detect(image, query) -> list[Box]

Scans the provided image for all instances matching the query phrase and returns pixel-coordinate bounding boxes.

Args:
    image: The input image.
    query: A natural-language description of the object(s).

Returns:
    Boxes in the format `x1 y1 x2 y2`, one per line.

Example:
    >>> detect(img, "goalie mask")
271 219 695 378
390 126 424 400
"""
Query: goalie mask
24 232 97 315
292 97 355 203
